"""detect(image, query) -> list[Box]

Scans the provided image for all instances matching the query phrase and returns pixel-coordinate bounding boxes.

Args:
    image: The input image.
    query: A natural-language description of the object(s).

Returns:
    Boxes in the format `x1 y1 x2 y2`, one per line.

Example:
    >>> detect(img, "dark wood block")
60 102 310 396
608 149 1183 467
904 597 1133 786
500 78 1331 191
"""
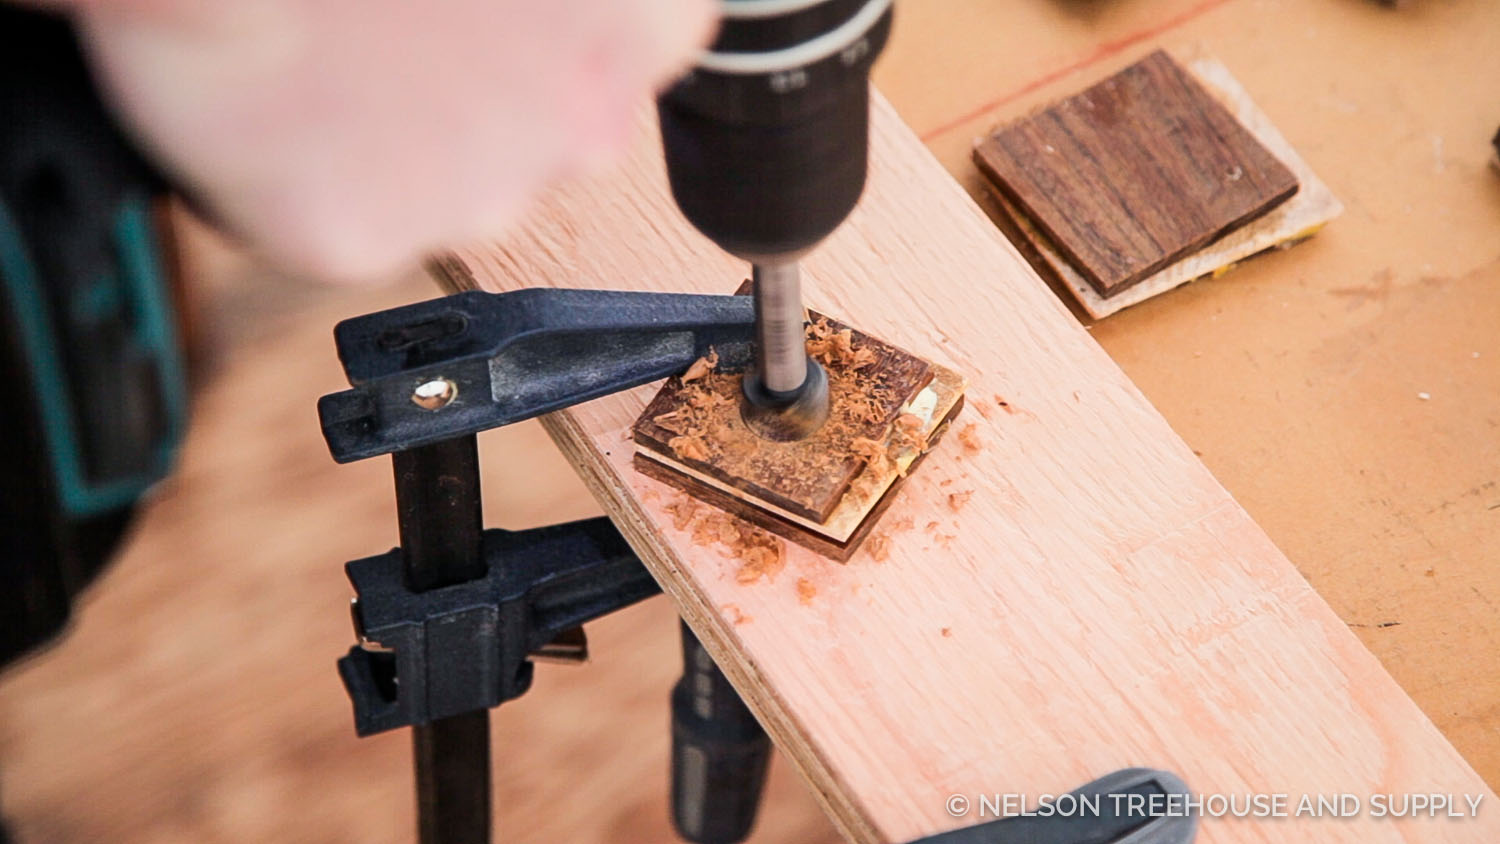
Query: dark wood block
633 309 933 525
974 49 1300 298
633 393 963 562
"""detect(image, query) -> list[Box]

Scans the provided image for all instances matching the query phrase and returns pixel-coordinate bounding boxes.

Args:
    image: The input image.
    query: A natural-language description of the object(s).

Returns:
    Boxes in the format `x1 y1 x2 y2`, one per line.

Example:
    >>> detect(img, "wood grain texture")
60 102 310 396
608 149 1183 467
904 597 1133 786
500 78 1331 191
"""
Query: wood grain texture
436 91 1495 843
982 54 1343 320
974 49 1299 298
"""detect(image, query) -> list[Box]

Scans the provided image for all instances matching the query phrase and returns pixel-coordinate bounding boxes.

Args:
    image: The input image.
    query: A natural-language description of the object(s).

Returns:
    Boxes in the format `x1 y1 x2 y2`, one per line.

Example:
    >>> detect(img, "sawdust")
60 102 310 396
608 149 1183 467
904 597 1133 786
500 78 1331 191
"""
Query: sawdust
941 627 953 638
958 423 983 454
994 394 1015 414
735 540 785 584
723 604 753 625
667 500 699 531
866 533 892 562
670 494 786 585
642 315 933 517
796 578 817 605
682 348 719 383
890 515 915 532
669 435 710 462
947 490 973 512
806 319 877 371
924 520 940 533
849 437 890 477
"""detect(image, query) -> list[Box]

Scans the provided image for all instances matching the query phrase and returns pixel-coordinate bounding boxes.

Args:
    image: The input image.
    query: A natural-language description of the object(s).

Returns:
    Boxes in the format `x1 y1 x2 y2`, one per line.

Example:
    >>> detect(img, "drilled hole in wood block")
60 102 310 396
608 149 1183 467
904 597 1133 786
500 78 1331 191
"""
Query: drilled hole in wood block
632 298 964 562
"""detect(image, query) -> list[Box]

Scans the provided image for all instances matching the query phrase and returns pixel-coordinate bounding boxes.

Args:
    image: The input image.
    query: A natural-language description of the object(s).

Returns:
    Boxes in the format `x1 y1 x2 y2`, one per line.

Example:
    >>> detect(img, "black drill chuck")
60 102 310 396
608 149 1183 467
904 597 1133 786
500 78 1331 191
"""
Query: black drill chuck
658 0 893 262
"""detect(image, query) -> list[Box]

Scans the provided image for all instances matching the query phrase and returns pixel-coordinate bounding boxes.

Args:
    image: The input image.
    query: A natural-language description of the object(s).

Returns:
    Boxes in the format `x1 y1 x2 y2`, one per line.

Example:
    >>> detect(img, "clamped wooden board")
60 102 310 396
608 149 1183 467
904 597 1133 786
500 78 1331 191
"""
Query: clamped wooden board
431 91 1498 843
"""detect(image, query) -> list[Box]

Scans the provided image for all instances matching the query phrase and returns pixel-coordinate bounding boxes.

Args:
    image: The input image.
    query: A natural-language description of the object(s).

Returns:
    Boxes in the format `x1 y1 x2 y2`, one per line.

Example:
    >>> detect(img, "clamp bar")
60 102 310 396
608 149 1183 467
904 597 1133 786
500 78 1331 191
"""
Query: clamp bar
390 437 490 844
318 288 755 462
909 768 1197 844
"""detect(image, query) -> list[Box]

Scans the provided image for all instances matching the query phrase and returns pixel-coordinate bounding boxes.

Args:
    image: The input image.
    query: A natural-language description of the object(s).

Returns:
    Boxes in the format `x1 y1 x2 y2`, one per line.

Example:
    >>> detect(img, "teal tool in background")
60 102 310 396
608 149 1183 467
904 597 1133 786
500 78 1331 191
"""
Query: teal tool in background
0 6 188 669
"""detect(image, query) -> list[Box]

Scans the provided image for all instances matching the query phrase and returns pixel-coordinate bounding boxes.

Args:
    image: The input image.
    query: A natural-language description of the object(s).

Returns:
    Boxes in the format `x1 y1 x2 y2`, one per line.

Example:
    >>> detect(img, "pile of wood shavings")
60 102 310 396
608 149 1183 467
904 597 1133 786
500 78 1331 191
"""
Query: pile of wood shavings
666 497 786 584
651 318 930 511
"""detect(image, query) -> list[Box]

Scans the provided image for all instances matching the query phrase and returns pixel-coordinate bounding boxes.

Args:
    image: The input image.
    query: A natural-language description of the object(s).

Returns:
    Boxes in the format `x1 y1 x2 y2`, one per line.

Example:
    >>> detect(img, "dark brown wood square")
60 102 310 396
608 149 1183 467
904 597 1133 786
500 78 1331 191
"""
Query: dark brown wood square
633 308 932 525
974 50 1299 298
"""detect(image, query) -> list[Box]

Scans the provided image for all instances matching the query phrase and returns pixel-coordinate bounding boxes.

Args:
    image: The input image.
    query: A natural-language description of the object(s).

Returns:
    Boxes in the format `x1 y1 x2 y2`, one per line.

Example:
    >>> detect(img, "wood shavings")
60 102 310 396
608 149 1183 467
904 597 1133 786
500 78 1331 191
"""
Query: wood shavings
947 490 973 512
736 542 785 584
889 416 925 454
667 500 699 531
639 310 933 527
958 423 983 454
653 411 687 434
682 348 719 382
867 533 892 562
693 513 741 547
669 435 709 462
806 319 875 370
797 578 817 605
924 521 940 532
849 437 891 476
722 604 753 625
675 501 787 585
890 515 915 532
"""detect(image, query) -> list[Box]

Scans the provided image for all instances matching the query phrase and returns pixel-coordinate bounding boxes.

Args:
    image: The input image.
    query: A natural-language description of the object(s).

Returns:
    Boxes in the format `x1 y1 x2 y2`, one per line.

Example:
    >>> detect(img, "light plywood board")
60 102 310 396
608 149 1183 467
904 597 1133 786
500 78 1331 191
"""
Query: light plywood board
983 54 1343 320
433 90 1493 843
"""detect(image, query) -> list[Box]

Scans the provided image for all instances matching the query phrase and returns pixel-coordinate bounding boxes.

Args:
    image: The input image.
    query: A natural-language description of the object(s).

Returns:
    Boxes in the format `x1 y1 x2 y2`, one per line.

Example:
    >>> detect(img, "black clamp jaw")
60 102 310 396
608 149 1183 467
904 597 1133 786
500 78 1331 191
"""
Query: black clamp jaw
340 517 659 735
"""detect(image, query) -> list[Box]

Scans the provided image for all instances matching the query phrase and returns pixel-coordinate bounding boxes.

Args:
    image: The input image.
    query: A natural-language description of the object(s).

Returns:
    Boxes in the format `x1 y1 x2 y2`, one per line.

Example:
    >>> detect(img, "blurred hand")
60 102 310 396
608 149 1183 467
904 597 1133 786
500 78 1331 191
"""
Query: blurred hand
56 0 716 280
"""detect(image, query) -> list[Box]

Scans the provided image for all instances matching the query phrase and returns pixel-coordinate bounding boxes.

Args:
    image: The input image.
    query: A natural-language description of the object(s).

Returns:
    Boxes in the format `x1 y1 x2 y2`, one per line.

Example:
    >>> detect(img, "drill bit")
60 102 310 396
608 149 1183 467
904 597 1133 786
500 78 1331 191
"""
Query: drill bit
741 261 830 441
750 262 807 394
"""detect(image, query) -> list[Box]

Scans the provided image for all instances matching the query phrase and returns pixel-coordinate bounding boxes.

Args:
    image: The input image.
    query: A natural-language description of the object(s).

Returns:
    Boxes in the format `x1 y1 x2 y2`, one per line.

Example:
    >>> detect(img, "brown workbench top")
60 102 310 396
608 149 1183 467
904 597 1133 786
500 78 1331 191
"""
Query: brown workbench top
876 0 1500 784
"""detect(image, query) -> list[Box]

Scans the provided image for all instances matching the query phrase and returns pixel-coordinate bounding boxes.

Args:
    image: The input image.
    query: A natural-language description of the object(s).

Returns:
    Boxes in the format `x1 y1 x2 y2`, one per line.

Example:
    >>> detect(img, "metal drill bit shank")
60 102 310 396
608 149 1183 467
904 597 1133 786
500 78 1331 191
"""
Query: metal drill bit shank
751 262 807 394
741 261 830 441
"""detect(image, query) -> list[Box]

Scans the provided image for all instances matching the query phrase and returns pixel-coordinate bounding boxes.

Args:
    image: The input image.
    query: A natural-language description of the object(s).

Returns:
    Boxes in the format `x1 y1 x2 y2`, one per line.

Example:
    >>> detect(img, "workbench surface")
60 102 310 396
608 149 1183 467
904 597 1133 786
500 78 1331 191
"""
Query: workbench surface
1 1 1496 842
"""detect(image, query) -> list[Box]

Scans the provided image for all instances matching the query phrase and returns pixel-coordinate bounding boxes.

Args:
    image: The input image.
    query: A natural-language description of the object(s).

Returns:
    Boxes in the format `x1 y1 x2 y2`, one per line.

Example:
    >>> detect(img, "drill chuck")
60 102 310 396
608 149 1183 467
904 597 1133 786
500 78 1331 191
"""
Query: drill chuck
658 0 893 262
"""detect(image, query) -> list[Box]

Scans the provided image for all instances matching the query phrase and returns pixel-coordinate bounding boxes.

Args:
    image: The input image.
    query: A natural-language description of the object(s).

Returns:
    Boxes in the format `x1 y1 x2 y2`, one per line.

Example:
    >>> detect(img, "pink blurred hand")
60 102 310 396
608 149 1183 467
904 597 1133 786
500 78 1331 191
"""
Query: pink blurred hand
59 0 716 280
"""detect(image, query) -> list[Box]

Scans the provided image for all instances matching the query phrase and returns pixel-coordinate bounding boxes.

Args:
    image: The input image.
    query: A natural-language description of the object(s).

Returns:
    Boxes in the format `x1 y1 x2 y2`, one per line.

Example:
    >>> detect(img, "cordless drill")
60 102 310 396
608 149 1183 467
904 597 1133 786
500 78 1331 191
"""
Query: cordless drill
658 3 891 841
658 0 892 441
